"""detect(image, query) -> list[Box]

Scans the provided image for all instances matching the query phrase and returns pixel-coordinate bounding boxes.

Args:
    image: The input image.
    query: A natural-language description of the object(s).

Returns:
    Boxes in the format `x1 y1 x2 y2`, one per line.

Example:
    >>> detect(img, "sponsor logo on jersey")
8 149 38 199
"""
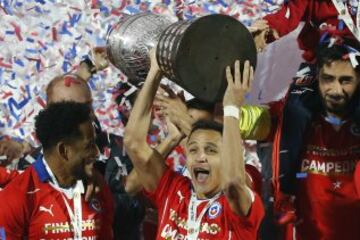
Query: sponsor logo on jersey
39 204 54 217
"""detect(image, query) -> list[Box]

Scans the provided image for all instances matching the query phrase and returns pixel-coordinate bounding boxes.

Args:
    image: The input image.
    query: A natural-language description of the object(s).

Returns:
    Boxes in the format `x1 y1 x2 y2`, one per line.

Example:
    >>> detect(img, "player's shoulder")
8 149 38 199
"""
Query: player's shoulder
0 166 39 195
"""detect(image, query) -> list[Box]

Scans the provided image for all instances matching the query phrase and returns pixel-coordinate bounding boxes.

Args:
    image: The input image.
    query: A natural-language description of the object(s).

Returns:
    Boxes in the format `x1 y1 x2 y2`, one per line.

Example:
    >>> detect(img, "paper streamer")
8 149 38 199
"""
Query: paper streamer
0 0 283 147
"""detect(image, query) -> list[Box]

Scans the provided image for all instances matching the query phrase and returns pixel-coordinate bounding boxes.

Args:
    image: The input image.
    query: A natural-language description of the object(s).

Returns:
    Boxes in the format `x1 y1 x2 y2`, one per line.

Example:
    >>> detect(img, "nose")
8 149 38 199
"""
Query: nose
329 81 343 96
196 151 207 163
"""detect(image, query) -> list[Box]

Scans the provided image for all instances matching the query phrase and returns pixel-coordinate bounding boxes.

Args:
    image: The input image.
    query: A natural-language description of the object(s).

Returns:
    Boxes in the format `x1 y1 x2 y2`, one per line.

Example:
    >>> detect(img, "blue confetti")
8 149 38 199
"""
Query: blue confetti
217 0 228 8
62 60 71 72
26 37 34 43
85 28 93 35
100 5 110 16
125 6 140 14
35 0 46 5
70 13 82 27
19 128 25 136
338 19 344 30
8 91 31 121
59 21 73 36
35 60 41 72
14 58 24 67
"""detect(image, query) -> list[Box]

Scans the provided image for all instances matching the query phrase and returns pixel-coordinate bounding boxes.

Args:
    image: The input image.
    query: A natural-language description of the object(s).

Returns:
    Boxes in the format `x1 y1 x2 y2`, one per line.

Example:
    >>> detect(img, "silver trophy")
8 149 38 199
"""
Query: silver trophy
106 13 173 85
107 13 256 103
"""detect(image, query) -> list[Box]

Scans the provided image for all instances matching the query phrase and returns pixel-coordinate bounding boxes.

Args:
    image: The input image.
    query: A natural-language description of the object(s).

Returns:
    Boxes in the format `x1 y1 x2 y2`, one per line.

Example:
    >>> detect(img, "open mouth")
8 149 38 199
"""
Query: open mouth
193 167 210 184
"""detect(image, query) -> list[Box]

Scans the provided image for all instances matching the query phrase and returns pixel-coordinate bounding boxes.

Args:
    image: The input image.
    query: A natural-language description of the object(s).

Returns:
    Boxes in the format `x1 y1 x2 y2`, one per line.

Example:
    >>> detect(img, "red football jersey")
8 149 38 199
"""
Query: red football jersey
295 116 360 240
0 159 114 239
0 167 20 188
145 168 264 240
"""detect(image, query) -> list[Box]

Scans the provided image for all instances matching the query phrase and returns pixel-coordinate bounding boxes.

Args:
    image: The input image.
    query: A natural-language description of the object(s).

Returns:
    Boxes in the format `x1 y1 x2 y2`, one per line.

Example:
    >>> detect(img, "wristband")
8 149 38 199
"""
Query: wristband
223 105 240 119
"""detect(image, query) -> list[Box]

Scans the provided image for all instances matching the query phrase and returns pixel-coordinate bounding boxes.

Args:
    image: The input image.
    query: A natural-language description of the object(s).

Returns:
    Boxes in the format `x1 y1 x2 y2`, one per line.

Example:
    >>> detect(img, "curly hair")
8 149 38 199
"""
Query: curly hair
316 38 360 74
35 101 92 150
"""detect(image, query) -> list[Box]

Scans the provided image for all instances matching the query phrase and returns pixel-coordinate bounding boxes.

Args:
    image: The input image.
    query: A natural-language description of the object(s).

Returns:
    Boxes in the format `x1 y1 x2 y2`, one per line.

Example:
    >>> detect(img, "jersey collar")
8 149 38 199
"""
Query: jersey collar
33 154 51 182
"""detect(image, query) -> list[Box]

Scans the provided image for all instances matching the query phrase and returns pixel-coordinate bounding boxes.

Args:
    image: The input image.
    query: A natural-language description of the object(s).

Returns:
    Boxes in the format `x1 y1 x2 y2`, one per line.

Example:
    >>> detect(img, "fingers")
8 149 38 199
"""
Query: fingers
225 66 234 87
234 60 241 87
249 19 269 33
85 183 94 202
159 84 176 98
249 66 254 90
242 60 250 89
272 28 280 40
226 60 254 91
178 90 185 102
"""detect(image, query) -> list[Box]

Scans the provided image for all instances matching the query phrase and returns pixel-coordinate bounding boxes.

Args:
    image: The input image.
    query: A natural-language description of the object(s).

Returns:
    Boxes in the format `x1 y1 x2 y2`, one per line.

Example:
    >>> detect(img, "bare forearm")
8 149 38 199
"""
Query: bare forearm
156 134 182 158
177 114 194 136
125 68 162 143
222 116 251 216
124 170 143 196
222 117 246 186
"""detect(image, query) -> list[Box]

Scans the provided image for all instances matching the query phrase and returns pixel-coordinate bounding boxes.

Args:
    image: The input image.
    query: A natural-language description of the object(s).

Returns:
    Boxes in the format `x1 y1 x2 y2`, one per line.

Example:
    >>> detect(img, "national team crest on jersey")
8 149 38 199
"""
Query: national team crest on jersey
350 123 360 137
208 201 222 219
89 198 102 213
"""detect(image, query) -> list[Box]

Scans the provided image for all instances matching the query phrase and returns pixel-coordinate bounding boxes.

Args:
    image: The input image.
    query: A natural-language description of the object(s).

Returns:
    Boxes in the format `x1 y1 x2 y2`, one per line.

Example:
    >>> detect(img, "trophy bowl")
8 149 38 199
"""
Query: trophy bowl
156 14 257 103
107 13 257 103
106 13 173 85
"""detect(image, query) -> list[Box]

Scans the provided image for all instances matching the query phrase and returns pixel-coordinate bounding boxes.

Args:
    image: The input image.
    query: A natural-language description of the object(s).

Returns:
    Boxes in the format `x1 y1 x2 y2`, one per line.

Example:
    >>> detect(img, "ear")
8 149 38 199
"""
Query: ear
57 141 69 161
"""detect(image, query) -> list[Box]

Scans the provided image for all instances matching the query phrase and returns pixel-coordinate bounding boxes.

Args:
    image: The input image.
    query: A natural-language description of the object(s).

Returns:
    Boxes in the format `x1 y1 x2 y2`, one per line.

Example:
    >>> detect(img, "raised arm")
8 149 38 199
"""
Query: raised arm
221 60 254 216
125 116 184 195
124 49 168 192
251 0 310 51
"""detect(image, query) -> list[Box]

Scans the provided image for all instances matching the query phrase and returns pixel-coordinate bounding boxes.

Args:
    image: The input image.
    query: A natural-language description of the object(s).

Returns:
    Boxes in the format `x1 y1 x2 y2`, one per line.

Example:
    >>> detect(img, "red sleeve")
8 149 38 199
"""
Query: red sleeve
97 179 115 240
264 0 310 38
143 168 186 208
224 193 264 237
245 164 262 196
355 161 360 199
0 179 30 239
0 167 20 188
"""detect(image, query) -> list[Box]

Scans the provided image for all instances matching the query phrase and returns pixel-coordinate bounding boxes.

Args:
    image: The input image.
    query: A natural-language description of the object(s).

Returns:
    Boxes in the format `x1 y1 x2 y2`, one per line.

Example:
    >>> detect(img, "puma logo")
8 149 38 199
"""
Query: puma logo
177 191 184 203
39 204 54 217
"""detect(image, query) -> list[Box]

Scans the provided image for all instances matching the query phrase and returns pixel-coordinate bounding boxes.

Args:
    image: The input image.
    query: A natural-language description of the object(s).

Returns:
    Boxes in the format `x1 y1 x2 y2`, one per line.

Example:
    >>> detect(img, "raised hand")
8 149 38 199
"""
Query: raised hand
223 60 254 108
249 19 279 52
92 47 109 71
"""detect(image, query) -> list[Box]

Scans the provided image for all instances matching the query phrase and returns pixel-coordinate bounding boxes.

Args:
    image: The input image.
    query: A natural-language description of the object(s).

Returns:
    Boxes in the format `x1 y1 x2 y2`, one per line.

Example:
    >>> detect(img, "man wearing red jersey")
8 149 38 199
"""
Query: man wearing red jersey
291 40 360 240
124 48 264 240
243 39 360 239
0 102 114 239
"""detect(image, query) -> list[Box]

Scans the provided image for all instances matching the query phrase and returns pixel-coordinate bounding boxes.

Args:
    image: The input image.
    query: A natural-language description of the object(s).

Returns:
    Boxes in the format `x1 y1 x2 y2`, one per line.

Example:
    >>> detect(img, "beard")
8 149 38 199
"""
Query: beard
321 89 360 116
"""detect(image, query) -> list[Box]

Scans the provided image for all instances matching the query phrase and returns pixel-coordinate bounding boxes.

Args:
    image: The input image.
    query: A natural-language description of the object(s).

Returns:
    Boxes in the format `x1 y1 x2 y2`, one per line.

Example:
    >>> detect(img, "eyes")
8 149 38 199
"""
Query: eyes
320 74 354 85
188 146 218 155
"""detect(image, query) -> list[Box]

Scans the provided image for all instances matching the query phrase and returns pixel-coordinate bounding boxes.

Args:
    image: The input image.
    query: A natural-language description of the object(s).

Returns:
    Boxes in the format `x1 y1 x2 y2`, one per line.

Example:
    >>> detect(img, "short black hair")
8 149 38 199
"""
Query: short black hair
188 120 223 140
186 98 215 113
35 101 92 150
316 38 360 74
